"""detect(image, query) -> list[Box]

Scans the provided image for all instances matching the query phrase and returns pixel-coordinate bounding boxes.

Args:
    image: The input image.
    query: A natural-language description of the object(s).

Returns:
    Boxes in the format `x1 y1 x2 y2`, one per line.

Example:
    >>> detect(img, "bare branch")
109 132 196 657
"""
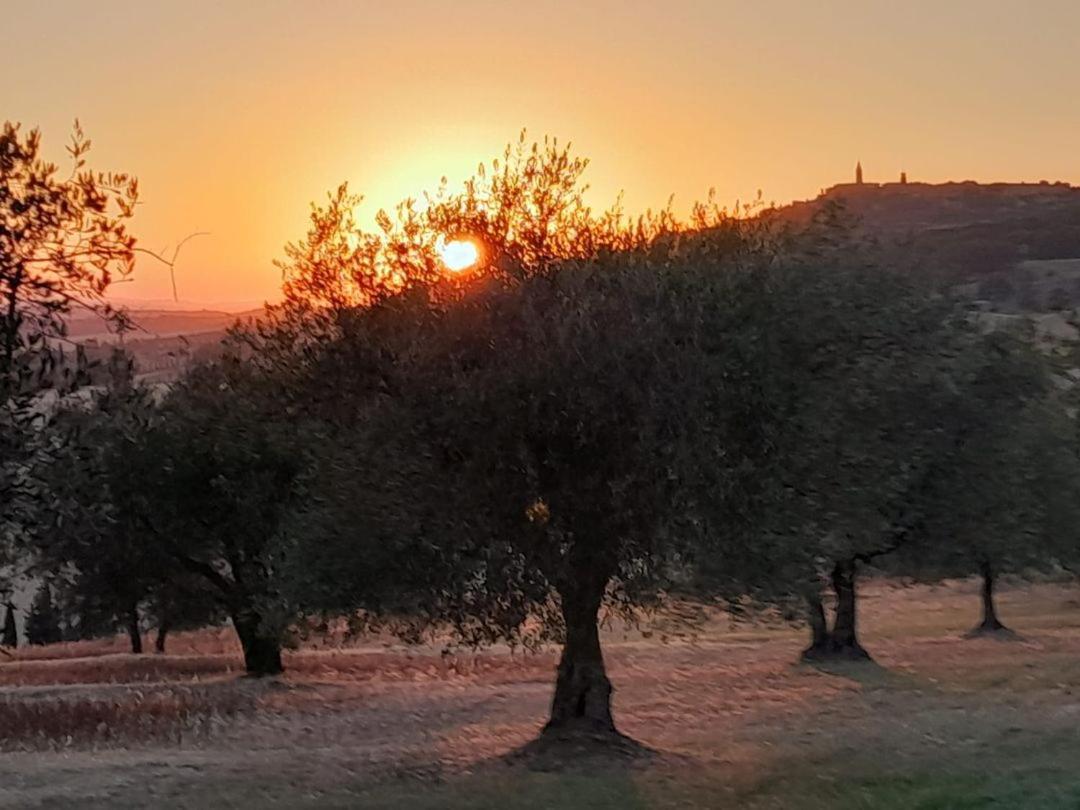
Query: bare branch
133 231 209 302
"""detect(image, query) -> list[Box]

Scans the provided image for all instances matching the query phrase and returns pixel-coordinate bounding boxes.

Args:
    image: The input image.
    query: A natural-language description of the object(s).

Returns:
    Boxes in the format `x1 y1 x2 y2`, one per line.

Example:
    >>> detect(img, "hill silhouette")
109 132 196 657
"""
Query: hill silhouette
769 179 1080 311
771 179 1080 275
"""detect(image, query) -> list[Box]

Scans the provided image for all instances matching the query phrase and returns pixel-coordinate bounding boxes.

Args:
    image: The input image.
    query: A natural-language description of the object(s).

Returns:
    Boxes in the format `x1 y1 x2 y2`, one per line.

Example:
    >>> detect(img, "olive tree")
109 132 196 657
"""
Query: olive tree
898 326 1080 637
705 258 977 661
120 358 307 675
292 231 780 742
28 351 223 653
1 119 139 604
0 120 137 388
28 351 161 652
264 135 774 736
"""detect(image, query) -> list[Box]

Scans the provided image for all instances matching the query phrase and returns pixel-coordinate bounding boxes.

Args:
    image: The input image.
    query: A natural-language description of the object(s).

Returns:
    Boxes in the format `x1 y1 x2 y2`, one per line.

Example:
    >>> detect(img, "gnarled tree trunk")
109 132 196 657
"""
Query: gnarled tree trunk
968 561 1011 637
544 582 615 737
125 605 143 655
232 611 283 676
803 560 871 662
155 617 171 654
1 602 17 648
802 591 831 659
827 559 871 660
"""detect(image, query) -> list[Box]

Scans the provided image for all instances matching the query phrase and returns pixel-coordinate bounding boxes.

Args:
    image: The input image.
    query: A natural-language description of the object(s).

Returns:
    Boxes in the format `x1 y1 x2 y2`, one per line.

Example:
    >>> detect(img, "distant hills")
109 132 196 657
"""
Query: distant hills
67 307 263 342
70 179 1080 380
70 307 264 383
769 180 1080 313
776 180 1080 235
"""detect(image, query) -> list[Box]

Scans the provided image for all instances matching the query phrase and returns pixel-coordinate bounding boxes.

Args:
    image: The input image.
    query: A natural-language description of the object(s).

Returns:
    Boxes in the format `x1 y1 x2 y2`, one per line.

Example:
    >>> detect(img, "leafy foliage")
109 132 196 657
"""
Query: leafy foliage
1 119 139 602
113 358 308 673
0 120 137 389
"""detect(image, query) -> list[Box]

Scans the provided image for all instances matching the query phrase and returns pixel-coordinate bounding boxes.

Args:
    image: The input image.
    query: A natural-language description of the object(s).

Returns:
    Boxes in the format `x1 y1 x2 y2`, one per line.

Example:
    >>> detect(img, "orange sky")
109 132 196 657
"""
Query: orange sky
8 1 1080 307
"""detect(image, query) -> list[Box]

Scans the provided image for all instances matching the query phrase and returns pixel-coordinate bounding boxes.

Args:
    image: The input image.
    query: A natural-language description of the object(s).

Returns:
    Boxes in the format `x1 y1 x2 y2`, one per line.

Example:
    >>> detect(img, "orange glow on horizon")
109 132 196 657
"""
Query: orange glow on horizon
10 2 1080 306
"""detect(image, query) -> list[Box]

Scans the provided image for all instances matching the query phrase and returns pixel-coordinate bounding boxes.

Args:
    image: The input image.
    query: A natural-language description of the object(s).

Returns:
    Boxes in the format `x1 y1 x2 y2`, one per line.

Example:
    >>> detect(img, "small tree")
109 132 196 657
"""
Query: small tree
119 358 307 675
1 601 16 648
900 327 1080 636
25 582 62 646
706 254 976 662
29 350 163 654
139 575 223 655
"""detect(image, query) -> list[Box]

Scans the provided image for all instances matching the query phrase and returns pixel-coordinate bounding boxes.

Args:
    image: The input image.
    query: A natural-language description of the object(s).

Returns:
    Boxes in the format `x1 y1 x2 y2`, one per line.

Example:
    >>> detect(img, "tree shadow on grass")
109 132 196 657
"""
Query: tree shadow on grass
358 730 675 810
962 625 1023 642
489 723 698 776
797 656 925 691
500 728 659 773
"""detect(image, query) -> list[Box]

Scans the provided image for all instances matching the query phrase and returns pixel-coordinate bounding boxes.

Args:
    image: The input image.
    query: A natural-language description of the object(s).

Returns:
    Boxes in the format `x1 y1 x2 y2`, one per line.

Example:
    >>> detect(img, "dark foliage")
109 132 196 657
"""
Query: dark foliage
1 602 16 648
25 583 61 646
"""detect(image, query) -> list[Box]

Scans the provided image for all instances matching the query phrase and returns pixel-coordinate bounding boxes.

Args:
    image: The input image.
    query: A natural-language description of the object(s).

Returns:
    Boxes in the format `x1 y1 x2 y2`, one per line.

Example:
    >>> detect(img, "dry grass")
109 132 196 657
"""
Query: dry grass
0 653 242 687
0 684 257 750
3 625 243 662
1 579 1079 807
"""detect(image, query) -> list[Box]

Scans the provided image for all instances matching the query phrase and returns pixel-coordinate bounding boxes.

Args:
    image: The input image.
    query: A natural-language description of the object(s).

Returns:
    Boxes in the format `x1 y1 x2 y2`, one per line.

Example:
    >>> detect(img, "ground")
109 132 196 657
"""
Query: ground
2 580 1080 809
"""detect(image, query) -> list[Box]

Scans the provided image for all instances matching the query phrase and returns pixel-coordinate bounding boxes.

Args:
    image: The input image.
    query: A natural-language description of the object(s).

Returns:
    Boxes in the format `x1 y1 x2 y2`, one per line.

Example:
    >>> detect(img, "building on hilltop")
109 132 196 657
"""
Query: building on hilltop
855 161 863 184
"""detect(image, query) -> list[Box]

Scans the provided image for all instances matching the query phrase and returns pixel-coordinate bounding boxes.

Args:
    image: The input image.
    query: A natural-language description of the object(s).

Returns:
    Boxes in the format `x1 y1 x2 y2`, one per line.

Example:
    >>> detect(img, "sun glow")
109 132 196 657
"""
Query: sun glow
439 238 479 272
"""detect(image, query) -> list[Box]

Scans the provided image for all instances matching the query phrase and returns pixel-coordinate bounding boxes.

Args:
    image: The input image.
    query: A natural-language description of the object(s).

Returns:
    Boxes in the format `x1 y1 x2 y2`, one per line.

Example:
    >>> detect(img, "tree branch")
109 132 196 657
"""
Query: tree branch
136 231 210 302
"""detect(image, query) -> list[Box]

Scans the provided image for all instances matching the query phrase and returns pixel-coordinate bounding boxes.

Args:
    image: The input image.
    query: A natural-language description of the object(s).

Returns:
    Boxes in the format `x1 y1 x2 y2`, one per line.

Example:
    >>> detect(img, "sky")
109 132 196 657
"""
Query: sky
6 0 1080 307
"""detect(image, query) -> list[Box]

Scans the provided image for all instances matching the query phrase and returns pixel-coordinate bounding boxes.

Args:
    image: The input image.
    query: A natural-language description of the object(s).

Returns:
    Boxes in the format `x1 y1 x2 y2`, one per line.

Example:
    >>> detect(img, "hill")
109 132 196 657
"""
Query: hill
769 180 1080 311
70 307 263 382
67 307 263 342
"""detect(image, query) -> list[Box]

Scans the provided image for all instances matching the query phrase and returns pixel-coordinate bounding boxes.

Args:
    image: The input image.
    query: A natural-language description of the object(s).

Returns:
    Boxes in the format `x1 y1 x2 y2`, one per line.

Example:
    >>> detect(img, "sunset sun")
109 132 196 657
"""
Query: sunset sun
439 238 479 272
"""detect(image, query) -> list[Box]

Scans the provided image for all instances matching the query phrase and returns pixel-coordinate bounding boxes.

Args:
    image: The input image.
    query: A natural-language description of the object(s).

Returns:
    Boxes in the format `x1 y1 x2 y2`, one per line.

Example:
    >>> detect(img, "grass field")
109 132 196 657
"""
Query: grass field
2 579 1080 808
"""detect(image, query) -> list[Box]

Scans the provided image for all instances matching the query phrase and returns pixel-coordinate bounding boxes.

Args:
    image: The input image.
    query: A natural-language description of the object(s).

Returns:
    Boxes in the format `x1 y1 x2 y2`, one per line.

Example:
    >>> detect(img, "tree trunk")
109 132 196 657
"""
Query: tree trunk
801 559 872 663
125 606 143 655
827 559 871 660
544 583 616 737
1 603 17 648
802 591 832 659
968 561 1010 636
232 612 283 676
154 619 170 654
1 274 22 384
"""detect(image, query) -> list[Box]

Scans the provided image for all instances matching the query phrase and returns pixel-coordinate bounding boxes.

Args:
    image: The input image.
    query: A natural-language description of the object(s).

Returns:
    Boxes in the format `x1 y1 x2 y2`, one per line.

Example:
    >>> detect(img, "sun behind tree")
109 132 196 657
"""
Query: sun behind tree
439 238 480 272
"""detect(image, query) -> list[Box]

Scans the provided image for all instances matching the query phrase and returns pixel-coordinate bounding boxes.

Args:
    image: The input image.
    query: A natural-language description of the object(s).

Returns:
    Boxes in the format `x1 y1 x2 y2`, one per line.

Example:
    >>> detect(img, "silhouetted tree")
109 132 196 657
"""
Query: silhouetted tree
899 326 1080 636
292 231 789 744
1 119 139 601
267 136 773 741
146 575 224 654
1 601 16 648
28 350 162 654
118 358 307 675
699 254 979 662
25 583 61 646
0 120 137 390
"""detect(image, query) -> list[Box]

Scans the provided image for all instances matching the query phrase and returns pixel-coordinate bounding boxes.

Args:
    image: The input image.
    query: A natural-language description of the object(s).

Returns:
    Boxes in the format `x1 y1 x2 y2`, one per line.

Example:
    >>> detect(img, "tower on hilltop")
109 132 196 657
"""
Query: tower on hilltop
855 161 864 184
